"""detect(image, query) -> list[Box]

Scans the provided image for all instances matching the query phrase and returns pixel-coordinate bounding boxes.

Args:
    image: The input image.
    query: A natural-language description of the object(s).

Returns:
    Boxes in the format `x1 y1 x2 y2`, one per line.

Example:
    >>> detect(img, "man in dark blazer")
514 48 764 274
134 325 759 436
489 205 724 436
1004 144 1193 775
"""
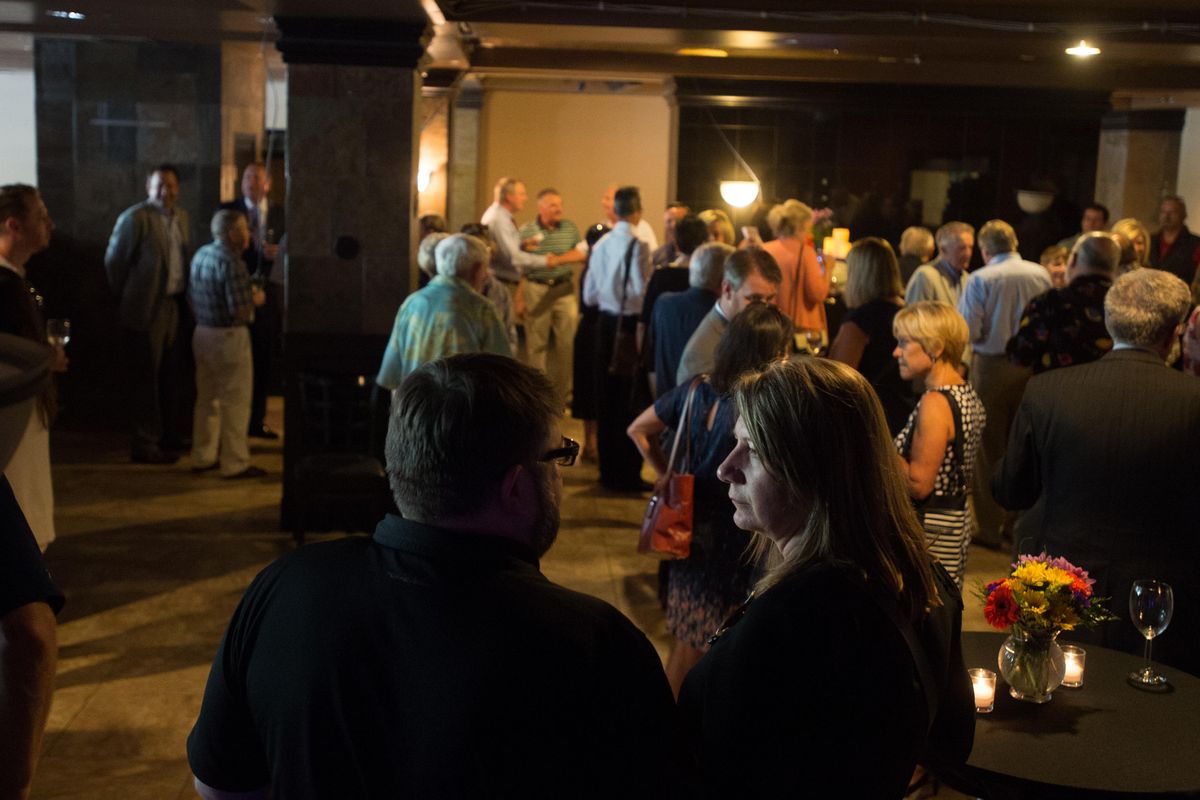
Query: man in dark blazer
219 162 285 439
993 268 1200 675
105 164 192 464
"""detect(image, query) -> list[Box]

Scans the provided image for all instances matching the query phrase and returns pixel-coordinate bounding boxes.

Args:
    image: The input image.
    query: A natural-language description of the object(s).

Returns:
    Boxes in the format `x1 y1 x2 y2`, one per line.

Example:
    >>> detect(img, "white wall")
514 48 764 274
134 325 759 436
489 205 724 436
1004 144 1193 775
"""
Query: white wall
1178 107 1200 213
479 90 672 241
0 34 37 185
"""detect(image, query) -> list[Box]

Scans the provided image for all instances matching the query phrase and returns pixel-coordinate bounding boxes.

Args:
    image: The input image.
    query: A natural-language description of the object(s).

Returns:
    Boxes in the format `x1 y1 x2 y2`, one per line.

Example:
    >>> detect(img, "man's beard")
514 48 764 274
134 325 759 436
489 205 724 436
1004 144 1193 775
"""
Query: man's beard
528 466 561 558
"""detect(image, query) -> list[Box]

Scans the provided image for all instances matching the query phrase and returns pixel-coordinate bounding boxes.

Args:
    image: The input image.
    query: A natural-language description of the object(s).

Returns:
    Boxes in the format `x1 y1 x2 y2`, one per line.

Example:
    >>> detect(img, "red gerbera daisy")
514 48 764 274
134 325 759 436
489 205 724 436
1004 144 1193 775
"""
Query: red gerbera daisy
984 583 1020 629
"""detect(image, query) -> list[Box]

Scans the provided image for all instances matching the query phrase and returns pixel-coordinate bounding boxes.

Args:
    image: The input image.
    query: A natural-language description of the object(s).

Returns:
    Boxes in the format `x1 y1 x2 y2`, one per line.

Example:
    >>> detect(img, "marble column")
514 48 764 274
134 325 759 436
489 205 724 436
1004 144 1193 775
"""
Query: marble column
1095 109 1184 226
448 77 483 230
274 16 430 531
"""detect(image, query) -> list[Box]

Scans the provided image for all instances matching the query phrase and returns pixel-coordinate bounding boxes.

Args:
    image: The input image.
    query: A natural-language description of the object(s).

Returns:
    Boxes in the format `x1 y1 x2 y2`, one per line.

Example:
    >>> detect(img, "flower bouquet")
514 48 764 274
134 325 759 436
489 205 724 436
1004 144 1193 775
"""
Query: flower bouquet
978 553 1117 702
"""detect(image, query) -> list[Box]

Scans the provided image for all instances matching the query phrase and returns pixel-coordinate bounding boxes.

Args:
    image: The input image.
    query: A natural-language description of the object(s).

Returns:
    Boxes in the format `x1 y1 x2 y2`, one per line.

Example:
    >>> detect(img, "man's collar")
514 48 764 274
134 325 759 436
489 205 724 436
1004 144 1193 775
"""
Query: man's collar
0 253 22 278
713 301 729 322
985 251 1018 266
537 216 559 231
935 259 961 284
372 513 540 567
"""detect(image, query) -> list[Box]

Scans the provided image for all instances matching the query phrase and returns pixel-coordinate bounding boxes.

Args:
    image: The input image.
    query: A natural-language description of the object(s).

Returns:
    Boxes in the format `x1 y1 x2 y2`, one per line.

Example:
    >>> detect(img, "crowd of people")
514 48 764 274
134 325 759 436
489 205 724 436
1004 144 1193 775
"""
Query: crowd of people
3 170 1200 796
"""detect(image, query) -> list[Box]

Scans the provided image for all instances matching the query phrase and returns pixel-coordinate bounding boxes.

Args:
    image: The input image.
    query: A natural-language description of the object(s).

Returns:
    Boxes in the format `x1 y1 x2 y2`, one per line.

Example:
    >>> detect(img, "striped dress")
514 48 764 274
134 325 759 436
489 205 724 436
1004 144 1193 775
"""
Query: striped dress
893 383 986 586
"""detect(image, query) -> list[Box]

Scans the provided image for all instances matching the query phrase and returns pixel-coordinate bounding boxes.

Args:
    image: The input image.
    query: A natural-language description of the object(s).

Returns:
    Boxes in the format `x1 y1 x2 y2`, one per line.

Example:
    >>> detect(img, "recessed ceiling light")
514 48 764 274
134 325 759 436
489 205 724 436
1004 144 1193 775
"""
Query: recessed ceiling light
46 9 85 20
676 48 728 58
1066 40 1100 57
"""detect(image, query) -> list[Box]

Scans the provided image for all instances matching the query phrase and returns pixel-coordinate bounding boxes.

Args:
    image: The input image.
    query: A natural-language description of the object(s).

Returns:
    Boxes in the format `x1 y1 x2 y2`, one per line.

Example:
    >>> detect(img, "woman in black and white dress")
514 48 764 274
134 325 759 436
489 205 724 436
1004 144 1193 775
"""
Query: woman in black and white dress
892 301 986 586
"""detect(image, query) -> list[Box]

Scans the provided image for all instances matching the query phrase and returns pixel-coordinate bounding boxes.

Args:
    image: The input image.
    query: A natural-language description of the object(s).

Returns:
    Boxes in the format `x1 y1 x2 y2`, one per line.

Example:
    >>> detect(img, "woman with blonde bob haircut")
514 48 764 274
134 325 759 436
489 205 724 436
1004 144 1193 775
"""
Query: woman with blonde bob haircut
829 238 914 434
1111 217 1151 273
679 357 973 797
891 301 984 587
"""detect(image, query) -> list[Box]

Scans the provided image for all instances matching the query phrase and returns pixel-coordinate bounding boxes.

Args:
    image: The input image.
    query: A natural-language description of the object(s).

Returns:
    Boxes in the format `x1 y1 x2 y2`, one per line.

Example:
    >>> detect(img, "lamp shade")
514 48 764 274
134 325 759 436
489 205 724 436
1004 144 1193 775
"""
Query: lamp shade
719 180 759 208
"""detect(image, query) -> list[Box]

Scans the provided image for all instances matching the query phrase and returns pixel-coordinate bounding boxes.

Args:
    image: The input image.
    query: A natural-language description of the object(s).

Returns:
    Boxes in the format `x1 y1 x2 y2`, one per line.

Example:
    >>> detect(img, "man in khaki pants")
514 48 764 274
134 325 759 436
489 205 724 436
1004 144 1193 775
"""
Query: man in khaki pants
188 210 265 479
518 188 587 405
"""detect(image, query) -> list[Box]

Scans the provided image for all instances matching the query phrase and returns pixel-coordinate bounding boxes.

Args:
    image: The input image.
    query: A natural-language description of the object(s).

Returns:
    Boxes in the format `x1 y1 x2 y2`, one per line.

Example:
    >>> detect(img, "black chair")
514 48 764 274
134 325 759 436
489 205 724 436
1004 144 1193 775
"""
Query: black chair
290 371 393 544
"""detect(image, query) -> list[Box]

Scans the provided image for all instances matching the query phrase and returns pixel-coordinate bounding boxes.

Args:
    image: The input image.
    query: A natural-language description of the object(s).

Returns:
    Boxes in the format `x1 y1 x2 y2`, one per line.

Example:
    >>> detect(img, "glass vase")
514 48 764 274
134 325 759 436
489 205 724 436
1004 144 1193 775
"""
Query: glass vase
997 628 1066 703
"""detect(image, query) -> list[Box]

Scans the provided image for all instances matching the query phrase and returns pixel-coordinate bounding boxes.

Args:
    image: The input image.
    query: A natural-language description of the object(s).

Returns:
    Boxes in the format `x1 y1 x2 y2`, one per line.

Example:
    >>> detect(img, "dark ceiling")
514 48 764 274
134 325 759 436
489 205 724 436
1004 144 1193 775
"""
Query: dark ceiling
3 0 1200 95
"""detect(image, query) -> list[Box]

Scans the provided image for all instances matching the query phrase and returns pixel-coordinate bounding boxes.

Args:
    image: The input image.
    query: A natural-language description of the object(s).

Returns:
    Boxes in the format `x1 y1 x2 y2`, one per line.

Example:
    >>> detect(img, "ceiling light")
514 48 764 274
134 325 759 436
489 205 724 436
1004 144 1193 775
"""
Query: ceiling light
720 181 759 208
1066 40 1100 57
46 9 86 20
676 48 728 58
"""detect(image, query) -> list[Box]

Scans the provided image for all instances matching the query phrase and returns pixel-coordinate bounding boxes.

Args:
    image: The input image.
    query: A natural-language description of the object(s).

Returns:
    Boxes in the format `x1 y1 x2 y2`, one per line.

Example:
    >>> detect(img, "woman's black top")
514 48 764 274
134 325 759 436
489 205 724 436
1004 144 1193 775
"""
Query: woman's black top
678 559 974 798
845 298 915 436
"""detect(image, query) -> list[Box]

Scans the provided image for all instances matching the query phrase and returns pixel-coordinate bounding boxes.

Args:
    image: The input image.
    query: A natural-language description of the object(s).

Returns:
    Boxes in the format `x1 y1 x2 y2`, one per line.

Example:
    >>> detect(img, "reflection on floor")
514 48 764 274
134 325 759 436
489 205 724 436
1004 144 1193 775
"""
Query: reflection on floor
33 403 1004 799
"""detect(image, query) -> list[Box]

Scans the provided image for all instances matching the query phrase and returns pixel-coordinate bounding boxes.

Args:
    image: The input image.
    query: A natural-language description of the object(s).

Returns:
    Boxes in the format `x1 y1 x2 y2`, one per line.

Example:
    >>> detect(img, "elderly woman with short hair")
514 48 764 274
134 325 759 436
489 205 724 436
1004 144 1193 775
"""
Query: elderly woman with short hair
763 199 829 343
697 208 736 246
892 301 985 586
1111 217 1151 273
678 357 973 797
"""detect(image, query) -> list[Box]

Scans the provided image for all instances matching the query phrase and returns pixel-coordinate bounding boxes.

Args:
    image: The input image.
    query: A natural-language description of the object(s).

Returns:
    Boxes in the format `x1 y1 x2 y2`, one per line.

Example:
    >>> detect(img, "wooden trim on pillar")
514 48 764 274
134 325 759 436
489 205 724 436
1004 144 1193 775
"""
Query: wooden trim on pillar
274 17 431 67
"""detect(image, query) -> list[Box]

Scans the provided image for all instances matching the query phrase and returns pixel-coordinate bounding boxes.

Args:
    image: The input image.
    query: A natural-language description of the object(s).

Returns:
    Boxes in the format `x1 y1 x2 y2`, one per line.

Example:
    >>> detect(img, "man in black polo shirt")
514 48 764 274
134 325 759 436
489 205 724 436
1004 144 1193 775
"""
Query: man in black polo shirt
188 353 684 799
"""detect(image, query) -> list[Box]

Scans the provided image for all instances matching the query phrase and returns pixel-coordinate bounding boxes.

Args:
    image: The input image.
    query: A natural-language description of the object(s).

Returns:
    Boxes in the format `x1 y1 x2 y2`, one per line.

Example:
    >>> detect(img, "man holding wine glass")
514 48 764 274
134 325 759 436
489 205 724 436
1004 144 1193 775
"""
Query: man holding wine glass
993 268 1200 676
0 184 63 551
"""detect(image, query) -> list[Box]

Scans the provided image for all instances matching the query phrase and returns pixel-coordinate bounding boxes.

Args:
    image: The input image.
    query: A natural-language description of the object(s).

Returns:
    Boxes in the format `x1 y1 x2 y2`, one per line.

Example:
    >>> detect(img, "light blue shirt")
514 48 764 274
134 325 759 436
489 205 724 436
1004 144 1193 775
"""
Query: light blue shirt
480 202 547 283
957 252 1052 355
376 275 511 390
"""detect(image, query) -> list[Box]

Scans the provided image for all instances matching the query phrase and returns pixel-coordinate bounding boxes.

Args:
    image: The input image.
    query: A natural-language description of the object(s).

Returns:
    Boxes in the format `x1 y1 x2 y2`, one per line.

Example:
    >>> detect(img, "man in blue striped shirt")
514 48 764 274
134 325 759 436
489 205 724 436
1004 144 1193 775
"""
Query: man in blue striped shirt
188 210 265 479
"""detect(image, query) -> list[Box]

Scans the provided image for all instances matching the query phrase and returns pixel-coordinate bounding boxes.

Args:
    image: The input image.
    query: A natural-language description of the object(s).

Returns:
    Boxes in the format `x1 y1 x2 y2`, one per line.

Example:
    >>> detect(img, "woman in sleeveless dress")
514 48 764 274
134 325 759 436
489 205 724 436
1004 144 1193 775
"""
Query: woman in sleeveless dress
891 301 985 586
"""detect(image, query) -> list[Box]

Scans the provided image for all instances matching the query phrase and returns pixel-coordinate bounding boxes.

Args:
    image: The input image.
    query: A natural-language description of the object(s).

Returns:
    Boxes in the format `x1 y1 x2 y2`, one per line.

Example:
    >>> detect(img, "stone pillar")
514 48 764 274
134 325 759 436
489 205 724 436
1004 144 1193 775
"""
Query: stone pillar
1095 109 1184 226
219 41 267 201
448 77 483 230
274 16 429 531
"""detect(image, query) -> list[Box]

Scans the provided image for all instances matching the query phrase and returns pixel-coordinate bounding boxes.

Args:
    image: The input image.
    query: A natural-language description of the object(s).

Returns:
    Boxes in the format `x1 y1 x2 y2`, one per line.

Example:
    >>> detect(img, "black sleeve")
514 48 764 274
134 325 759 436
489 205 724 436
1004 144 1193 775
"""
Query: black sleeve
186 564 279 792
923 564 975 768
991 394 1043 511
0 476 64 618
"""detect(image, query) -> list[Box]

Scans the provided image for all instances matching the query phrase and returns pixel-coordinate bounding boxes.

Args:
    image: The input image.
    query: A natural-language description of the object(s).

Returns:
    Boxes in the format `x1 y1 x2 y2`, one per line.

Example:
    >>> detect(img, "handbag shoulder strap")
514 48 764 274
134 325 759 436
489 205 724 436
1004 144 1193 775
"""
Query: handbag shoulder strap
866 585 939 735
618 236 637 316
667 379 700 479
934 387 967 494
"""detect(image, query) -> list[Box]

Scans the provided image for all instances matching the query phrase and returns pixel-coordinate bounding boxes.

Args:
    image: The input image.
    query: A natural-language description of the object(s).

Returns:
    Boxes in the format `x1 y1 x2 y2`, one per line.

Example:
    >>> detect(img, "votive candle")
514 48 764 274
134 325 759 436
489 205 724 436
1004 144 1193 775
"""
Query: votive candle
969 668 996 713
1062 645 1086 688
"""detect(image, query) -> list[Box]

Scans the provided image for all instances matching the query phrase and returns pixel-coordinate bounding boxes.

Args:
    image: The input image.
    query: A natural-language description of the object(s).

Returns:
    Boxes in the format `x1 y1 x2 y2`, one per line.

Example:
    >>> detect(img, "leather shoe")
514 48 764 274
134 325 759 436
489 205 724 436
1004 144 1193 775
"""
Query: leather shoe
224 466 267 480
191 462 219 474
132 450 178 465
248 425 279 440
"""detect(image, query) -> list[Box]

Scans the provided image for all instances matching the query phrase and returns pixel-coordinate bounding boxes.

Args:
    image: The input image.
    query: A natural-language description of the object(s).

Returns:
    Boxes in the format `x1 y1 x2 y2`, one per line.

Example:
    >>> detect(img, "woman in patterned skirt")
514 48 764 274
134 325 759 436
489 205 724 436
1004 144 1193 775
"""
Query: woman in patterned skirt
892 301 986 586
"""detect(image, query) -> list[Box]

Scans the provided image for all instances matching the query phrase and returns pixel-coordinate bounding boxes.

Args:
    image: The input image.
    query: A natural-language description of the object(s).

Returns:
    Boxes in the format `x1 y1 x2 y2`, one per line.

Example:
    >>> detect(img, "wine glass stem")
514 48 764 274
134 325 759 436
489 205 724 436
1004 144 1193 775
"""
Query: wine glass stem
1144 636 1153 674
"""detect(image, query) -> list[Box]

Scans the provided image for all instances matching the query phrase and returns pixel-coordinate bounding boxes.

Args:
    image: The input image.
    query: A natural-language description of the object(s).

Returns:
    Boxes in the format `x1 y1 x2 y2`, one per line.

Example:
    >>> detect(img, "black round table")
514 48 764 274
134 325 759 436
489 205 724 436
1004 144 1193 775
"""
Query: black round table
941 632 1200 799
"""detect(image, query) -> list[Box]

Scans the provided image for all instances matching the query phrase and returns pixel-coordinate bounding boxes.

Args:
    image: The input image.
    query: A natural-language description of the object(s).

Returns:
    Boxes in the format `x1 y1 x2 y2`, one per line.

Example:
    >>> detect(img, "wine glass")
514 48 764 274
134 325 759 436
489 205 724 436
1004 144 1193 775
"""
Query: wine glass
1128 580 1173 688
804 330 823 356
46 318 71 348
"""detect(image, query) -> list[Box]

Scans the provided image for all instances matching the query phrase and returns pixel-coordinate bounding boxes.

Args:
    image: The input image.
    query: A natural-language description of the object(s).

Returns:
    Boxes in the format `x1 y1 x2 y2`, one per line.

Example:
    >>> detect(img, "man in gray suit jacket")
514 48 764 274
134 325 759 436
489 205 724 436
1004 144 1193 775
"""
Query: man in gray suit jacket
993 269 1200 675
105 164 192 464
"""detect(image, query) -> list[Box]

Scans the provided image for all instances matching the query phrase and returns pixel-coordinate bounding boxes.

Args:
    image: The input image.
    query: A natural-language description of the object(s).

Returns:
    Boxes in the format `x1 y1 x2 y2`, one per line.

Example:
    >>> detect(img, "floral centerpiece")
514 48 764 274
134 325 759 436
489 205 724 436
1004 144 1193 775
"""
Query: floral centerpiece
978 553 1117 703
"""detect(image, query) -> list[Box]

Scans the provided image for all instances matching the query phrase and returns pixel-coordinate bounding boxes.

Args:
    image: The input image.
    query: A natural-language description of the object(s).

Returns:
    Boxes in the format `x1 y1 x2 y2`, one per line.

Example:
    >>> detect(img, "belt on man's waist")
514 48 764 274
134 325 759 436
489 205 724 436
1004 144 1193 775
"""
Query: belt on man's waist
526 275 571 287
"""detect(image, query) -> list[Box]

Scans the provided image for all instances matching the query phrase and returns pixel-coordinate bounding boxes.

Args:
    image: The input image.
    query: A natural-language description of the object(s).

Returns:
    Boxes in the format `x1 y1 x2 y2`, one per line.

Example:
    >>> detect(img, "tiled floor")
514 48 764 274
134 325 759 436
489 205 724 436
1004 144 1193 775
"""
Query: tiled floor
32 402 1005 798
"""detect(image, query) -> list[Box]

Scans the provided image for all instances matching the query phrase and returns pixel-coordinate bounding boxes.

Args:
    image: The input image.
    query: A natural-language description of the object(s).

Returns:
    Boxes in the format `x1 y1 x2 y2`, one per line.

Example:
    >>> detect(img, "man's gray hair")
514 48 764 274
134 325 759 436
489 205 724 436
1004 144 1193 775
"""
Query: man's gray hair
1070 231 1121 273
211 209 243 240
935 221 974 252
1104 268 1192 348
978 219 1018 256
494 177 521 203
689 242 735 292
417 232 451 278
435 233 489 278
1161 194 1188 216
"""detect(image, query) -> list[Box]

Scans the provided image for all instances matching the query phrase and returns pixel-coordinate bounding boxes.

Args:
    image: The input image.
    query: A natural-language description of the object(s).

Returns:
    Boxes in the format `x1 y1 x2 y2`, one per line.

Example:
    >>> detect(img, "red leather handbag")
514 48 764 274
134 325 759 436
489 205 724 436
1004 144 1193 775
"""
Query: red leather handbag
638 378 699 559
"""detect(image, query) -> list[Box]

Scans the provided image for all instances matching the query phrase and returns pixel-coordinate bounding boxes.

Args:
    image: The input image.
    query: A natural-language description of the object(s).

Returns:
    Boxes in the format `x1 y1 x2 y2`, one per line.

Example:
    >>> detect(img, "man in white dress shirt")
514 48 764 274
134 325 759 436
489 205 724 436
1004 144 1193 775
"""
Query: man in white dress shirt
582 186 653 491
958 219 1051 550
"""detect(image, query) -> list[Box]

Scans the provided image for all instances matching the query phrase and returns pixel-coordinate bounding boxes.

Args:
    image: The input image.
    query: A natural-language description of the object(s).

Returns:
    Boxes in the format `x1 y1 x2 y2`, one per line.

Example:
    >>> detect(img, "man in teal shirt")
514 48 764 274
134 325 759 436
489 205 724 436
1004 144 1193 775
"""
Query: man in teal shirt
518 188 586 405
376 234 510 391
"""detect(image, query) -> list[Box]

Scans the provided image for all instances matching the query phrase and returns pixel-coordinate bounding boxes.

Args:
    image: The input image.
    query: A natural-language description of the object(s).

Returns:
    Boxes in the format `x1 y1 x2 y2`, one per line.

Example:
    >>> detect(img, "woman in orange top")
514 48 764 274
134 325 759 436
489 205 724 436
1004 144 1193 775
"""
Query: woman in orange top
763 200 829 340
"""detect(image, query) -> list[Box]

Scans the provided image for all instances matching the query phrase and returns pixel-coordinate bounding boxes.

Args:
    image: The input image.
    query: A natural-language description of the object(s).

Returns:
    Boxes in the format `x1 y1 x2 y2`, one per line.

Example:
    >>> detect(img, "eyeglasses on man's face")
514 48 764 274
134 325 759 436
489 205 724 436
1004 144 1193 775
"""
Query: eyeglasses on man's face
539 436 579 467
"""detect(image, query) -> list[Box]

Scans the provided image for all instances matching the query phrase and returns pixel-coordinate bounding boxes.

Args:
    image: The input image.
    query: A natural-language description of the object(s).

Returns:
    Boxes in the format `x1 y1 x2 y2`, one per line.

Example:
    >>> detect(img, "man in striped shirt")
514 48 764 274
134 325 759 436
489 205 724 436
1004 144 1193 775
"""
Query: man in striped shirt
518 188 587 405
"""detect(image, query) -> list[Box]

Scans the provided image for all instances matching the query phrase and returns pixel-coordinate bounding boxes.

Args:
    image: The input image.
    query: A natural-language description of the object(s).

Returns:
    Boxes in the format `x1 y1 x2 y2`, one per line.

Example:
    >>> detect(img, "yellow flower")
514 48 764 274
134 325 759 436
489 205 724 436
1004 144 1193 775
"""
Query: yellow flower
1013 562 1053 586
1021 590 1048 615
